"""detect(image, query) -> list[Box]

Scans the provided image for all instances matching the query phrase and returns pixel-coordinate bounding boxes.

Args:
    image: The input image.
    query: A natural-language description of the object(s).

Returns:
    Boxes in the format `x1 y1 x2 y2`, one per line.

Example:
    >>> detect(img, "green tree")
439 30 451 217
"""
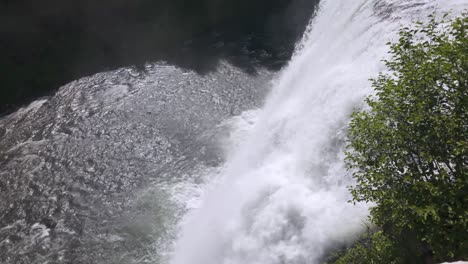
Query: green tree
328 230 401 264
345 14 467 262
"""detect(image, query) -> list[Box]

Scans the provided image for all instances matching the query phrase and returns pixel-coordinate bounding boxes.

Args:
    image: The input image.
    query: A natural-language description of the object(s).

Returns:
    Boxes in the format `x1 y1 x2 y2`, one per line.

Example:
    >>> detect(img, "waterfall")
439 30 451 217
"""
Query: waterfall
168 0 466 263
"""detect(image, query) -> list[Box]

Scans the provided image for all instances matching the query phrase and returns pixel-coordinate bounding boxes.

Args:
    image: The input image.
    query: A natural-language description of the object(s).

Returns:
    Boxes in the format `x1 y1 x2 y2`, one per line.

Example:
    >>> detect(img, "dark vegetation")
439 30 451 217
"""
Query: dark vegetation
0 0 319 115
333 14 467 263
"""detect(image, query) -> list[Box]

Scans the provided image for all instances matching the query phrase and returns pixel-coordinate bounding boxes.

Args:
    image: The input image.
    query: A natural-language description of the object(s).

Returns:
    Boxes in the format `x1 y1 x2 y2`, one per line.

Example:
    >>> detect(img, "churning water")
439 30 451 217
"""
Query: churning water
1 0 467 263
168 1 468 263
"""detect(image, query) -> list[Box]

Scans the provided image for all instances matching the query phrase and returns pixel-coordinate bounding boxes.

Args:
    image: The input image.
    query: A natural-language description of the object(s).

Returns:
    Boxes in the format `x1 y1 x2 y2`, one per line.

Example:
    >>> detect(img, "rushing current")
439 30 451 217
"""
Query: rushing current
1 0 467 264
169 1 468 264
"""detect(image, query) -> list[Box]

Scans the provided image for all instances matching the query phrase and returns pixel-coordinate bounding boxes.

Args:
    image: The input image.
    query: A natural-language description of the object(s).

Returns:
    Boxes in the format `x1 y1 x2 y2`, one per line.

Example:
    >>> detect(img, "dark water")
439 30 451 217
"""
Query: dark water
0 63 273 263
0 0 319 115
0 2 320 262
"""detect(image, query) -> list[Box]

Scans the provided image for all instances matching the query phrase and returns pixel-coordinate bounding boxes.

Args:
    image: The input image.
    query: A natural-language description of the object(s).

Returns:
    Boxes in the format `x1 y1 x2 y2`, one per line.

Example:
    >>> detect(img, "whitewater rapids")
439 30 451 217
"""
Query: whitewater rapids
168 0 468 264
0 0 466 263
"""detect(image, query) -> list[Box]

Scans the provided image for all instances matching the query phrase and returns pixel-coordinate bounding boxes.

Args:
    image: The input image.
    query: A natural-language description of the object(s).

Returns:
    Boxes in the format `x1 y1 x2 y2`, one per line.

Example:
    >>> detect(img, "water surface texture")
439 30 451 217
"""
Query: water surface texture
1 0 467 263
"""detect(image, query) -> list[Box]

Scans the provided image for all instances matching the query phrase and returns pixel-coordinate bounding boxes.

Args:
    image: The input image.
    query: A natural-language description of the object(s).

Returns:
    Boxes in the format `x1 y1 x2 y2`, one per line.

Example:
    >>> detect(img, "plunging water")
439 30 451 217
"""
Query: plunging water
0 0 465 263
169 0 467 263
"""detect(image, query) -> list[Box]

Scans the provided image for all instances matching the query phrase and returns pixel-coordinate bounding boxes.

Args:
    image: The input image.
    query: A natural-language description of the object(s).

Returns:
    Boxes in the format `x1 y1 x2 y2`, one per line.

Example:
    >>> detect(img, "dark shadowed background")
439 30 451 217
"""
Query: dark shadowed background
0 0 318 115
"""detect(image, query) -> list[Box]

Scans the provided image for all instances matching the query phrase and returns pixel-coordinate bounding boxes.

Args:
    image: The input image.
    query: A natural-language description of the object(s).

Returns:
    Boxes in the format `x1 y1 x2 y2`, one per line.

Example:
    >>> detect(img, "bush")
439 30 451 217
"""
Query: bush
329 230 401 264
345 14 468 262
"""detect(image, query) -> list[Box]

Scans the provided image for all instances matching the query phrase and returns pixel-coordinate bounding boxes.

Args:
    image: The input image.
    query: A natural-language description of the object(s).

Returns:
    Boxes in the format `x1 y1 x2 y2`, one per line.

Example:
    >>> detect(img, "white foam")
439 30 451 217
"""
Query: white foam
169 1 468 263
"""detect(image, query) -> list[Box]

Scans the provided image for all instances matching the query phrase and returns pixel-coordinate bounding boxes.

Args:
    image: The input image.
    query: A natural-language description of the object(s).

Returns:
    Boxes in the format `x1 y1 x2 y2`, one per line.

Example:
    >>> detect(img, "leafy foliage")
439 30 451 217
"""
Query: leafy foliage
328 230 401 264
345 14 468 261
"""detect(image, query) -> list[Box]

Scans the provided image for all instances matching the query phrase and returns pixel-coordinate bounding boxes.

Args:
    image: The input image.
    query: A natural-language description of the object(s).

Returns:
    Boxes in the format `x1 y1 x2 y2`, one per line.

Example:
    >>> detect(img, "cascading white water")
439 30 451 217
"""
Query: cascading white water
169 0 467 263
